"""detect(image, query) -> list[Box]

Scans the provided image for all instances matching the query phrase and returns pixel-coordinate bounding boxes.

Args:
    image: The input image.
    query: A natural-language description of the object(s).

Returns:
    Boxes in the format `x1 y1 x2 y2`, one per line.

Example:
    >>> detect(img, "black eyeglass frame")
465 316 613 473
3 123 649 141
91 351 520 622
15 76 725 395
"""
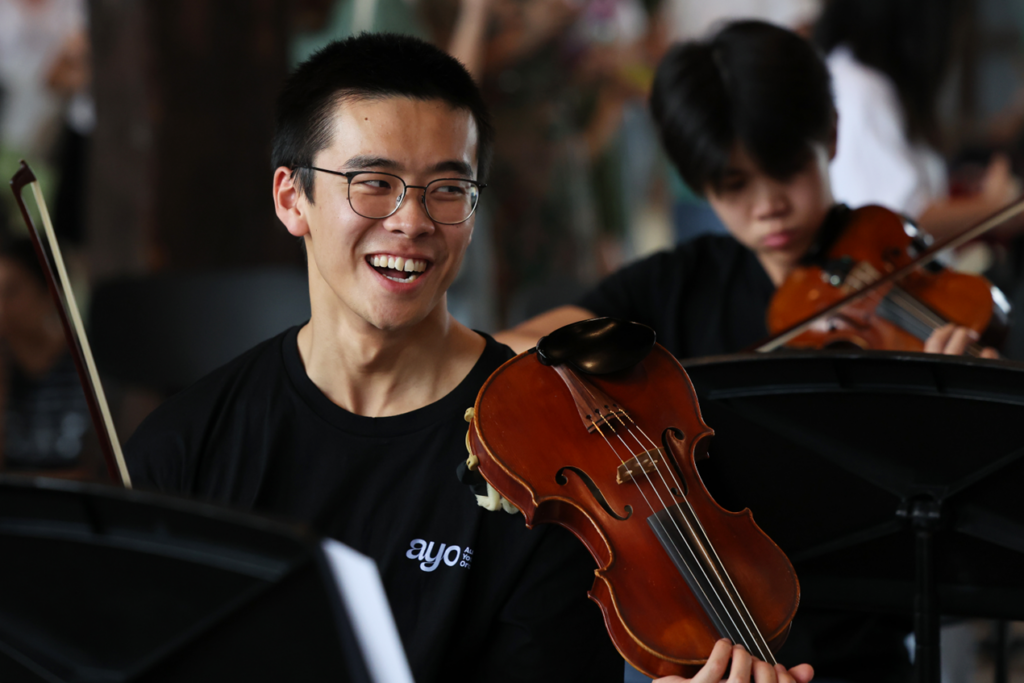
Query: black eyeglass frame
297 166 487 225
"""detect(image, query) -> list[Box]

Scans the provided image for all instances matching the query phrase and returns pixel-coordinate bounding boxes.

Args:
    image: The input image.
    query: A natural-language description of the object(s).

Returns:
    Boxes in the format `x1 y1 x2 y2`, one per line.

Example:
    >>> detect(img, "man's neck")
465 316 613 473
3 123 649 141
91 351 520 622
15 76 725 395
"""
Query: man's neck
296 305 485 417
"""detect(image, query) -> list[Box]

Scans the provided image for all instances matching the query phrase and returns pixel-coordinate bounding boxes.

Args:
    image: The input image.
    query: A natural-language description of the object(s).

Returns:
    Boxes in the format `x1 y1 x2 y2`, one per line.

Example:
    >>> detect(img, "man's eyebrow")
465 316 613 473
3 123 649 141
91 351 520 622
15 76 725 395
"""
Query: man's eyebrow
429 160 474 177
342 155 400 170
340 156 474 177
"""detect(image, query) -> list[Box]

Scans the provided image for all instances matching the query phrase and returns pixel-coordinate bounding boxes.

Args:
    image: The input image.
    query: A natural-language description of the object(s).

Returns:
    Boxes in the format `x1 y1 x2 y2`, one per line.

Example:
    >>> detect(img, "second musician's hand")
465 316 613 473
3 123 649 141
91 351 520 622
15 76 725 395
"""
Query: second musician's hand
923 324 999 359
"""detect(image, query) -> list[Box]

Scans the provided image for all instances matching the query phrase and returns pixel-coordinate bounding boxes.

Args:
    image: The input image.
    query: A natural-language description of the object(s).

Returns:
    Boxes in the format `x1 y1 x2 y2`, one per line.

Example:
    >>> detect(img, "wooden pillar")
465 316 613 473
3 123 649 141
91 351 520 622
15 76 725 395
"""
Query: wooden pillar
88 0 298 275
87 0 155 279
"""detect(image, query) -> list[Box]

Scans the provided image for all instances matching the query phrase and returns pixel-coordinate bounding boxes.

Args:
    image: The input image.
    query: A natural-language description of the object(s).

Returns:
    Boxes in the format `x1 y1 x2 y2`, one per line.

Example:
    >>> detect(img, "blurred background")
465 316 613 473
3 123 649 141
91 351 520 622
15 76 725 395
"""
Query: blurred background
2 0 1024 680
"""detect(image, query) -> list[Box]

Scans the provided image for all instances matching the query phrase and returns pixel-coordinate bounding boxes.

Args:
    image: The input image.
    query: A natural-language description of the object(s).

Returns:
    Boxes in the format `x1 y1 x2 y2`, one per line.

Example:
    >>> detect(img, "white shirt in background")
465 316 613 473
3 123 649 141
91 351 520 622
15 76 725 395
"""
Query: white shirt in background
827 45 947 219
0 0 87 155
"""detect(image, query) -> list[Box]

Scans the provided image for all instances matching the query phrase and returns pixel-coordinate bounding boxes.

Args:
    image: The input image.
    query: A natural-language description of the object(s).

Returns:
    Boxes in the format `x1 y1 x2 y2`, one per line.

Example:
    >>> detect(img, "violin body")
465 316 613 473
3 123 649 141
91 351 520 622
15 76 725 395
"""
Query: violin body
767 205 1005 351
468 342 799 678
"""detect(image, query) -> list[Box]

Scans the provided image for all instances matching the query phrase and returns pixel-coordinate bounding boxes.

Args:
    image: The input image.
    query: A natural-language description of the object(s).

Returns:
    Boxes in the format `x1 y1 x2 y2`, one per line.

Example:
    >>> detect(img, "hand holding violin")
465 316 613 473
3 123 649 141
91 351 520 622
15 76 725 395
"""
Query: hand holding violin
653 640 814 683
924 324 999 359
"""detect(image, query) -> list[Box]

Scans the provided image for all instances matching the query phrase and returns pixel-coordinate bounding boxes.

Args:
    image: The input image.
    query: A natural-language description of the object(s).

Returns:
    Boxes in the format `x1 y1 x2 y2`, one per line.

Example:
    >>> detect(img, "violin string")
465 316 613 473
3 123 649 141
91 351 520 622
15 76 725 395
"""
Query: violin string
572 375 772 660
885 287 984 355
623 420 775 664
587 415 738 638
608 423 755 642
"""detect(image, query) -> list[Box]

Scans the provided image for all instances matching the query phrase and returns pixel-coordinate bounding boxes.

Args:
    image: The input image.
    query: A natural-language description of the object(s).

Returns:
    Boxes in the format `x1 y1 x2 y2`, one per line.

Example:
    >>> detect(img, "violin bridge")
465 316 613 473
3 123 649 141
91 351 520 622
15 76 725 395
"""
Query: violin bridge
616 447 665 484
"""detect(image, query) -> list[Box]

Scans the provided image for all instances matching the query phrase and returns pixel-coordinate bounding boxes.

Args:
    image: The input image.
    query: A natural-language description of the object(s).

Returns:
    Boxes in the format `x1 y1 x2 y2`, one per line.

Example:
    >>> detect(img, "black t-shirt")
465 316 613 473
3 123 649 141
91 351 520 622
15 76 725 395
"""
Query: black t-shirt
576 221 914 683
126 328 622 683
578 234 774 358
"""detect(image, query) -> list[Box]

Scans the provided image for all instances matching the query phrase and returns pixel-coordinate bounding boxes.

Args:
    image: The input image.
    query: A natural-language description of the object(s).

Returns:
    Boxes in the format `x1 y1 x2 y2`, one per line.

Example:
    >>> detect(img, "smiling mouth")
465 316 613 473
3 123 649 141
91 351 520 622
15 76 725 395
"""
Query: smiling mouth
367 254 429 283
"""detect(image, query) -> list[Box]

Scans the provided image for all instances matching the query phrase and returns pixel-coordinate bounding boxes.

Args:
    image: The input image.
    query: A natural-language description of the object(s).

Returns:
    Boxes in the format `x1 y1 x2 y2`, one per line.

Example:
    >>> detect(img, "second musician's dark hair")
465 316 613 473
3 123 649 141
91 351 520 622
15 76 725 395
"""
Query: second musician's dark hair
271 32 494 203
650 20 835 196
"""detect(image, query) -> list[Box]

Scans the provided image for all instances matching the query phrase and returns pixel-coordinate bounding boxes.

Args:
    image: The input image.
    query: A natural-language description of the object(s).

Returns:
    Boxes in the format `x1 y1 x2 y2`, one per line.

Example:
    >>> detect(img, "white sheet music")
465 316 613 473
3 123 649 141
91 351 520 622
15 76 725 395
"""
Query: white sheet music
321 539 416 683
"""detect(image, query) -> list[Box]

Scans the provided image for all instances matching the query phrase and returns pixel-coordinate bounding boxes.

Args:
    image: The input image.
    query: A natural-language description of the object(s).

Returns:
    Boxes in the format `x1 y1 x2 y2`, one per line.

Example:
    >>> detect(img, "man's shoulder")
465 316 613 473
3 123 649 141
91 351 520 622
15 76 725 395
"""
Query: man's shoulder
149 327 293 420
446 332 514 407
124 327 297 481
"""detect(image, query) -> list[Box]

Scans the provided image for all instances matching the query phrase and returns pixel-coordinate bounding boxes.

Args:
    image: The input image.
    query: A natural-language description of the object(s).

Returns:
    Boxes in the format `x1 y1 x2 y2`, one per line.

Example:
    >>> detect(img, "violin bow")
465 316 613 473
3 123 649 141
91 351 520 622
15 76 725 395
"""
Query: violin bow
756 196 1024 352
9 161 131 487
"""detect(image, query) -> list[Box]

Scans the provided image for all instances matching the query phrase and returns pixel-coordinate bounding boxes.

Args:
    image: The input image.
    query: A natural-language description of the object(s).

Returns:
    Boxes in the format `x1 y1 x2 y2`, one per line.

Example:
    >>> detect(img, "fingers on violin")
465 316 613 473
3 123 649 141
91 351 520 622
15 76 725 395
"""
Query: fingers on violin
685 638 733 683
725 644 753 683
747 657 778 683
981 346 1000 359
785 663 815 683
924 324 977 356
923 324 956 354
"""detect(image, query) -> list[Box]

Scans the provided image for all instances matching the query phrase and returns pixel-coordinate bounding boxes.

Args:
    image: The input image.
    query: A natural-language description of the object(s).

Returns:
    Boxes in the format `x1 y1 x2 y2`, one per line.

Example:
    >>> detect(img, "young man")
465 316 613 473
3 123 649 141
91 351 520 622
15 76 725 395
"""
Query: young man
124 33 812 683
499 20 990 683
499 21 997 362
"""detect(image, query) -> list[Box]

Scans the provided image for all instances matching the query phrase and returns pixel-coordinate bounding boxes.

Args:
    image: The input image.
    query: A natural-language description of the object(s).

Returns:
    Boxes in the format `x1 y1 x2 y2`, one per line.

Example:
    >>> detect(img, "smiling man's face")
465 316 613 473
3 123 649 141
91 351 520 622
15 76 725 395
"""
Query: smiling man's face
276 96 479 334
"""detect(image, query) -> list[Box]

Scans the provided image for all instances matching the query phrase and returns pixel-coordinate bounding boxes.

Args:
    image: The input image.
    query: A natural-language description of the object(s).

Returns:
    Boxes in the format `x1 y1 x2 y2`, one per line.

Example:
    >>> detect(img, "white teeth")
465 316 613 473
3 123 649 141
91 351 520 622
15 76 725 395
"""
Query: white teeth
384 272 420 283
367 255 428 274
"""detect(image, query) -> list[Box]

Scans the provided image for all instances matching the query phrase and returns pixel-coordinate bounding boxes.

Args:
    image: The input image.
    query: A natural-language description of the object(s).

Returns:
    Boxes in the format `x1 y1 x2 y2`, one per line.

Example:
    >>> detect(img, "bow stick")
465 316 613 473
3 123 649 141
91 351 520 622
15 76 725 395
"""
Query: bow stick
9 161 131 487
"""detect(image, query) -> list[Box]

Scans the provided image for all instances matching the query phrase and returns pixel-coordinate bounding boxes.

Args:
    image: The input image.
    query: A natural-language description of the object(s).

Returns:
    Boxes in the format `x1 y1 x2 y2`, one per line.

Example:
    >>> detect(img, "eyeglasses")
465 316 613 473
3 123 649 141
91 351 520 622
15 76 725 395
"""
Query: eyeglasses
299 167 486 225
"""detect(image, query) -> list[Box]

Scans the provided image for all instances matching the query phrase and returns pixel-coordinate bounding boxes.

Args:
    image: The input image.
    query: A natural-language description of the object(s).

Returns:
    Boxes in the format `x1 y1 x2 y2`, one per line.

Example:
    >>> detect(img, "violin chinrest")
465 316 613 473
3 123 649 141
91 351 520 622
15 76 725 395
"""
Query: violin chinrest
536 317 656 374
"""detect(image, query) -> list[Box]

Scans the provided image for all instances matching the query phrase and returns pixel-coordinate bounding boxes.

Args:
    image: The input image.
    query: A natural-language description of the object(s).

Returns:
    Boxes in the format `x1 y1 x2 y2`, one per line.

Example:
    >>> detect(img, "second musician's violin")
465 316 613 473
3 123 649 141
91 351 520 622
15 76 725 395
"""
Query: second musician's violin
764 204 1011 354
467 318 799 678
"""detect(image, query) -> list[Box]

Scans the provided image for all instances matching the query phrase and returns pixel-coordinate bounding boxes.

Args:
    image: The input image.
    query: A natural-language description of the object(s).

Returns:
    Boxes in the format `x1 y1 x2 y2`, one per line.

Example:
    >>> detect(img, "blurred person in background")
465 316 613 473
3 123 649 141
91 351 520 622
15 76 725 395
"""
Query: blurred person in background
0 238 94 478
458 0 667 325
0 0 92 239
816 0 1022 242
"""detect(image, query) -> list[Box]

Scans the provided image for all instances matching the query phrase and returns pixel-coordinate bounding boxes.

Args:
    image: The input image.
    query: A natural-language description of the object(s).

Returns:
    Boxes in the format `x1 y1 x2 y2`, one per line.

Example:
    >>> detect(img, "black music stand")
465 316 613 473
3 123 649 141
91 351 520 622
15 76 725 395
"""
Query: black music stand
683 351 1024 683
0 477 413 683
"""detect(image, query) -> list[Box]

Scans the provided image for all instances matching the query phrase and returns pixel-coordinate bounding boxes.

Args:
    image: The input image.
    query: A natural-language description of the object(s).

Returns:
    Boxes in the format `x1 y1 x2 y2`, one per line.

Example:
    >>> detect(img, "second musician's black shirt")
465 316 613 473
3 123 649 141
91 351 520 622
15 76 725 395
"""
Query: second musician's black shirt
577 233 775 358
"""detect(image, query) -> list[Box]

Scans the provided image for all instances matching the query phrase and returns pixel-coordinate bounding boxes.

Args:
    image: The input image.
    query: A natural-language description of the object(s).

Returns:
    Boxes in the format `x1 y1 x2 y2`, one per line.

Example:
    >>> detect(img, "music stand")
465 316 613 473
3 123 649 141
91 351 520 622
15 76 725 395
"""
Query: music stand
0 477 414 683
682 351 1024 683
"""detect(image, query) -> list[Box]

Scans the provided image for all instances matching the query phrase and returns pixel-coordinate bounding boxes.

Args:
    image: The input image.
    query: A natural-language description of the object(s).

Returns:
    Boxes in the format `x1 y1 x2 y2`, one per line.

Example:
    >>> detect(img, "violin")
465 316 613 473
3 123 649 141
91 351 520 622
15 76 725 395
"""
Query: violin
761 203 1022 354
467 318 799 678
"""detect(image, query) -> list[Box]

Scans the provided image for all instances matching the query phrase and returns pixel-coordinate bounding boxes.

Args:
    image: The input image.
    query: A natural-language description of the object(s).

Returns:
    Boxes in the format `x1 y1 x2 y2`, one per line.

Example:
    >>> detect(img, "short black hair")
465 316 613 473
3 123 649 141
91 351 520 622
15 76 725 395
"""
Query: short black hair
650 20 834 196
271 32 494 202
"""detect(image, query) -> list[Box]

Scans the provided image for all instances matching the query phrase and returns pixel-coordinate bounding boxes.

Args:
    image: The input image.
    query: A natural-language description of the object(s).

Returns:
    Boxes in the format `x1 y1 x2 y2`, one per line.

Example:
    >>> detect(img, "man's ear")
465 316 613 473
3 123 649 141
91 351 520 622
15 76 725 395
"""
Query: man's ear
828 110 838 161
274 167 310 237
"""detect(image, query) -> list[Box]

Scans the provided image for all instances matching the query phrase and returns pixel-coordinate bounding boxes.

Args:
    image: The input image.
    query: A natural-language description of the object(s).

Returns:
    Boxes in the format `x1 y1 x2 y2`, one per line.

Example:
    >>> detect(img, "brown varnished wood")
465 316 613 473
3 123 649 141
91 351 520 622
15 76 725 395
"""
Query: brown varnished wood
470 345 799 678
767 205 997 351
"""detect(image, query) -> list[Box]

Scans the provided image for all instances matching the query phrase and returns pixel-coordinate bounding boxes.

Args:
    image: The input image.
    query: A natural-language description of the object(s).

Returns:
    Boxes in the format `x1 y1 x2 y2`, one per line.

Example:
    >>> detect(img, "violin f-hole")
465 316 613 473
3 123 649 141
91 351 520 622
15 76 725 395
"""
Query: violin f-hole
557 466 632 521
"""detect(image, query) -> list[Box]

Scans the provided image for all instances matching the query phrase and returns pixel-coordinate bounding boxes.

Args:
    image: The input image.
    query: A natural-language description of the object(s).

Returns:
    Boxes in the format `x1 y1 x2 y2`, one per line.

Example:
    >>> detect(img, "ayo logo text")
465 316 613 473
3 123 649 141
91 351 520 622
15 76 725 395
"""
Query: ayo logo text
406 539 473 572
